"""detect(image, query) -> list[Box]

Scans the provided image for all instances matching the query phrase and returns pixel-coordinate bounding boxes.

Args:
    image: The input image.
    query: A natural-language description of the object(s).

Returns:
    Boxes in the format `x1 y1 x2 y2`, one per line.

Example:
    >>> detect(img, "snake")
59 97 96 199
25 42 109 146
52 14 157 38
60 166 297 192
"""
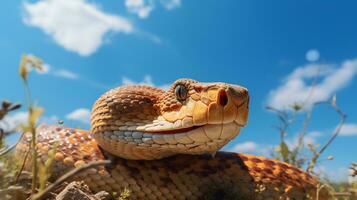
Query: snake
15 78 329 199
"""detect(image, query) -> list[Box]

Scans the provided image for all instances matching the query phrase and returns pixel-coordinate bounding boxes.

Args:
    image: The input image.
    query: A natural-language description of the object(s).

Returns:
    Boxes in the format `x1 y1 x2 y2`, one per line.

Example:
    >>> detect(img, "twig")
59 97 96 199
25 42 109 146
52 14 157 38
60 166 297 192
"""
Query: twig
350 163 357 177
316 183 325 200
13 133 28 184
31 160 111 200
301 65 321 108
291 109 312 167
318 102 346 155
306 98 347 172
0 128 3 145
30 125 38 193
0 141 19 156
14 147 30 184
285 71 320 165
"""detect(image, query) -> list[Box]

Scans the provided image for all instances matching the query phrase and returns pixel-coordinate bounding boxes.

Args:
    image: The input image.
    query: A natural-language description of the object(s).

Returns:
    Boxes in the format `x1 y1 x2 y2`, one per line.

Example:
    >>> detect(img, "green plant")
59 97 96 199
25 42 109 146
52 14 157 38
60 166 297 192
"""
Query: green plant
267 81 356 199
0 100 22 189
18 53 45 194
0 100 21 150
117 188 131 200
0 53 112 200
267 96 346 173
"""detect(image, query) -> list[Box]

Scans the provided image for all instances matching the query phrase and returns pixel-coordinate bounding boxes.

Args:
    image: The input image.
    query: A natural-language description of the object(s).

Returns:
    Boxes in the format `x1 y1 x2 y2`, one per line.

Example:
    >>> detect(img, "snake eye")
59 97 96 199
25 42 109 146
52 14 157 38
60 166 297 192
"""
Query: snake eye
175 84 188 101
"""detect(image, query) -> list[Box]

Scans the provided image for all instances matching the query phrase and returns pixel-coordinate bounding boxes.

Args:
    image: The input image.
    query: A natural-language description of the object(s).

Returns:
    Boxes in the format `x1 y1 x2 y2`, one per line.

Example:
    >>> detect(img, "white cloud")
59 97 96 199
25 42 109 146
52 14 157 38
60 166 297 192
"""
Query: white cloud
231 131 323 157
22 55 50 74
315 166 349 182
229 133 352 182
349 166 357 184
232 141 258 152
0 111 62 132
303 131 322 145
40 115 60 125
231 141 270 156
305 49 320 62
122 75 170 90
0 112 28 132
125 0 154 18
37 63 50 74
33 62 110 89
125 0 180 18
340 123 357 136
35 62 125 90
23 0 133 56
66 108 91 124
285 131 322 149
52 69 78 80
287 64 333 80
268 59 357 109
161 0 181 10
33 63 79 80
122 74 153 85
139 30 163 44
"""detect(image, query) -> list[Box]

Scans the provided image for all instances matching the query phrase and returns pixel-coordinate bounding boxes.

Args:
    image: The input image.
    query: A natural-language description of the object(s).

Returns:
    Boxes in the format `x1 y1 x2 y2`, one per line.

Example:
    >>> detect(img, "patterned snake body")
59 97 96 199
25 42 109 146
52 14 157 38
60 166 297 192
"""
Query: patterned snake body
16 79 328 199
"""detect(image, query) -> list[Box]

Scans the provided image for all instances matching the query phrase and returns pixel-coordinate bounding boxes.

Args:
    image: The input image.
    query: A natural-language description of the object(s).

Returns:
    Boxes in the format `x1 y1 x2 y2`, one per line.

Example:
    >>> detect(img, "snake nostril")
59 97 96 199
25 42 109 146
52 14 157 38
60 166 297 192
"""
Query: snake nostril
218 90 228 107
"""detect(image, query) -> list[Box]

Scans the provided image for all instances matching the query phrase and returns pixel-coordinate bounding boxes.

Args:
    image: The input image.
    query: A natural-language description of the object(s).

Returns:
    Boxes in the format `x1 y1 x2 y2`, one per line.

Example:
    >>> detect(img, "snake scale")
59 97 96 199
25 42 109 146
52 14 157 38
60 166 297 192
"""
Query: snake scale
15 78 329 199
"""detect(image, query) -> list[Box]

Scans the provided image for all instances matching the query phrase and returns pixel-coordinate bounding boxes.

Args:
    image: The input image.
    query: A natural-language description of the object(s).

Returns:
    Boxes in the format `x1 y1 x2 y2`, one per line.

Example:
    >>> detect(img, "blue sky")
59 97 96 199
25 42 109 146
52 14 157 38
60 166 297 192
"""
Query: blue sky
1 0 357 182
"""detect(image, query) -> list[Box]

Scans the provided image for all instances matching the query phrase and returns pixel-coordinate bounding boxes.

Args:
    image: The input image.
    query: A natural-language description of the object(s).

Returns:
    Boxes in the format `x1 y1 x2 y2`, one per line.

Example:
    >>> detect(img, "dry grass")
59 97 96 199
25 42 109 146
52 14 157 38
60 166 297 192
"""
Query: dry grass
0 54 355 199
266 70 355 199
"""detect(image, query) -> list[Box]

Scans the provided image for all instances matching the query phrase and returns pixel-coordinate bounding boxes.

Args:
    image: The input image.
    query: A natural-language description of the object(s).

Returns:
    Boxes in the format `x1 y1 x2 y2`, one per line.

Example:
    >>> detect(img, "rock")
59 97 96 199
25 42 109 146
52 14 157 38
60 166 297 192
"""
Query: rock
55 181 113 200
0 185 30 200
56 181 95 200
94 191 114 200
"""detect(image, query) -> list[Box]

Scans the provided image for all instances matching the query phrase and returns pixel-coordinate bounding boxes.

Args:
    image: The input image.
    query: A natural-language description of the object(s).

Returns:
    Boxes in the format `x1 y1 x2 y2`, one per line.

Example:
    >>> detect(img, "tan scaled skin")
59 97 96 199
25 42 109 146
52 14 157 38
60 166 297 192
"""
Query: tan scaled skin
15 78 329 199
91 79 249 160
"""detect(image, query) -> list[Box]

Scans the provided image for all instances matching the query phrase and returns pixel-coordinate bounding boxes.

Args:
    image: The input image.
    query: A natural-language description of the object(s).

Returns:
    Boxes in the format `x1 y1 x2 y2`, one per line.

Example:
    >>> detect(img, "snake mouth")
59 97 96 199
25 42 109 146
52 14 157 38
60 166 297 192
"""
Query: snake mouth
95 121 242 160
141 120 245 135
144 125 204 134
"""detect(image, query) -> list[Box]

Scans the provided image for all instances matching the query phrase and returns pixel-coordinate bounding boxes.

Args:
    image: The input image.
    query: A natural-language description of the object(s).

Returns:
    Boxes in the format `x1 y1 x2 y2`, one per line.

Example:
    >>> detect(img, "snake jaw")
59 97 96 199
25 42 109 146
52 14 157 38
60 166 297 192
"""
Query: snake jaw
93 122 241 160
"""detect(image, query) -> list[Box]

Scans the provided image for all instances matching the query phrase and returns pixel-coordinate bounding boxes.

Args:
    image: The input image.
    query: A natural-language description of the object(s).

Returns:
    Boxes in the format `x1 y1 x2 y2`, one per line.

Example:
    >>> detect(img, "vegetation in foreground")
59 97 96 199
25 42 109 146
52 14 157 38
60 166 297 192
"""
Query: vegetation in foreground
0 54 356 199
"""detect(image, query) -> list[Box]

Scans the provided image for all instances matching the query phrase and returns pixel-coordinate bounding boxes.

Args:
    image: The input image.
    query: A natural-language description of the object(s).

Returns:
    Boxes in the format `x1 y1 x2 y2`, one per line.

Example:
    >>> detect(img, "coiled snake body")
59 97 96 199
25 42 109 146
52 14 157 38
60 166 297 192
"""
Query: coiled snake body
16 79 328 199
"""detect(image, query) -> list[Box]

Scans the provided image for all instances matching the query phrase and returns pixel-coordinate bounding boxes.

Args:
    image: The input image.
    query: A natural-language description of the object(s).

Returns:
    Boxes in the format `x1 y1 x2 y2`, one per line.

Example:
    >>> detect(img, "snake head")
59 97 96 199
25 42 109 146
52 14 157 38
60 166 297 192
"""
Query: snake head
91 78 249 160
159 78 249 127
